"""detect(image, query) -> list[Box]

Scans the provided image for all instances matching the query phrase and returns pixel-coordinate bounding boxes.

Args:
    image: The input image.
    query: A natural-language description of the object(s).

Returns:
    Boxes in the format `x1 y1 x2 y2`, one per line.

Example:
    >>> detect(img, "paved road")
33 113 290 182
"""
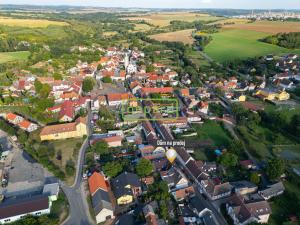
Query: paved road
61 106 95 225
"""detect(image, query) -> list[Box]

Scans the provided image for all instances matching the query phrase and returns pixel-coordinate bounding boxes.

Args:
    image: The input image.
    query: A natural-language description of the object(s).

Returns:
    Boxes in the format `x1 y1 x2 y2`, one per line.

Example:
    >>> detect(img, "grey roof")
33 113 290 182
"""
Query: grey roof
42 183 59 196
112 172 141 199
231 180 257 189
117 214 135 225
190 196 208 214
259 182 285 198
201 210 219 225
92 189 113 214
161 168 182 187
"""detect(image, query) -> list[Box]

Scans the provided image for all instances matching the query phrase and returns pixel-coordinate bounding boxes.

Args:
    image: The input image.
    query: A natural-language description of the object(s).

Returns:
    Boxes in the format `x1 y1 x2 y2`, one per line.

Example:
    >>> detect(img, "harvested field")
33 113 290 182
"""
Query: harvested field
209 18 250 25
124 12 222 27
0 17 68 28
149 29 195 44
223 20 300 34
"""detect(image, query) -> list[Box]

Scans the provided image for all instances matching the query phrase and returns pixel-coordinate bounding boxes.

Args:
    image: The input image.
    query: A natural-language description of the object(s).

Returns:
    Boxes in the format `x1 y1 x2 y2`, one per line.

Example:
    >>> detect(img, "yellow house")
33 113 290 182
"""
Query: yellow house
276 90 290 101
238 95 246 102
116 194 133 205
40 117 87 141
111 172 141 206
255 90 277 101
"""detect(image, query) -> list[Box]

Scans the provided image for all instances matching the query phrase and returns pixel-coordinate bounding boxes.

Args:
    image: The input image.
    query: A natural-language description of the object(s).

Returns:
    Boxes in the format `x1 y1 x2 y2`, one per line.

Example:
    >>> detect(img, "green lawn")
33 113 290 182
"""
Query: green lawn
0 51 30 64
193 120 231 147
205 29 300 62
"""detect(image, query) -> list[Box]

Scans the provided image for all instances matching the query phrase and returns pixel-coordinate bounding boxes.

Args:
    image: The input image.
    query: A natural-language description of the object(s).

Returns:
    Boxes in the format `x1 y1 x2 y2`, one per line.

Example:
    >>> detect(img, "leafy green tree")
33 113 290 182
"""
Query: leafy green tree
228 140 244 156
249 172 260 185
266 158 285 180
34 80 43 93
102 76 112 83
103 161 123 177
146 64 155 73
136 158 153 177
92 140 109 155
97 64 103 70
53 73 63 80
65 159 75 176
82 77 95 93
218 152 238 168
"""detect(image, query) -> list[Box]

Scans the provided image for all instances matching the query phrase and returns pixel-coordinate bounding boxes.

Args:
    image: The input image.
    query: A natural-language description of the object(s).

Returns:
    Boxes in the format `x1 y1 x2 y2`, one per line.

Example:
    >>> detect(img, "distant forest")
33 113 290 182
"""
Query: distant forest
261 32 300 49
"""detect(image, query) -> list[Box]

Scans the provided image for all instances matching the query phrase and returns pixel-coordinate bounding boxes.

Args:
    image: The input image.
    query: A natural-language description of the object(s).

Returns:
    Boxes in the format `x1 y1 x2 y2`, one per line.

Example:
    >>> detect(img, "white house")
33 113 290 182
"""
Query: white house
0 195 51 224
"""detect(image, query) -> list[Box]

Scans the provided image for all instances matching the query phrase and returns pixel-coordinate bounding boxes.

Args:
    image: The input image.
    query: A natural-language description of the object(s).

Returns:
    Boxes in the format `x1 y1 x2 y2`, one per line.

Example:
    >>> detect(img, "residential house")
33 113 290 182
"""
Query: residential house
160 167 189 191
6 113 24 125
258 182 285 200
40 117 87 141
143 204 167 225
240 160 256 170
90 134 123 147
129 81 142 95
231 181 258 195
202 179 232 200
111 172 141 205
88 172 115 223
171 186 195 202
198 101 209 114
0 195 51 224
139 144 163 159
107 93 134 106
18 120 38 132
226 194 271 225
179 196 219 225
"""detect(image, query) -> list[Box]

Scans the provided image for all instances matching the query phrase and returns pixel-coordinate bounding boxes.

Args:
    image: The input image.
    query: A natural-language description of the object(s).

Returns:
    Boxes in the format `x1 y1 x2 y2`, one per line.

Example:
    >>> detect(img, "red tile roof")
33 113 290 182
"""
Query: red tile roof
18 120 32 129
88 172 109 195
141 87 173 95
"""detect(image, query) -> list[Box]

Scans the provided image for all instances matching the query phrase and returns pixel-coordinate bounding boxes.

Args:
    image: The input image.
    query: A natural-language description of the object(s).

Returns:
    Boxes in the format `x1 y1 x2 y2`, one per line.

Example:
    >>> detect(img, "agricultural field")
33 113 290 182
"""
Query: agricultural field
209 18 250 25
0 51 30 64
223 20 300 34
124 12 223 27
0 17 68 28
132 23 152 32
103 31 118 37
204 29 300 62
149 29 195 44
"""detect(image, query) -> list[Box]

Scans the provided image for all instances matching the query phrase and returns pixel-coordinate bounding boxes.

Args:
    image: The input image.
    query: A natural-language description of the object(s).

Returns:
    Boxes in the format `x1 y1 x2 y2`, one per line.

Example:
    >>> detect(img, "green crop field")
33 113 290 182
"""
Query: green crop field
0 51 30 64
204 29 300 62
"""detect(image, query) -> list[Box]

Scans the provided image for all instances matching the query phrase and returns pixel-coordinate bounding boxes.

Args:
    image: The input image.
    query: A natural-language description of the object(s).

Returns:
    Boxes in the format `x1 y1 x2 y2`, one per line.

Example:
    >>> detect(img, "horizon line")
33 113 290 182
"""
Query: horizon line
0 4 300 11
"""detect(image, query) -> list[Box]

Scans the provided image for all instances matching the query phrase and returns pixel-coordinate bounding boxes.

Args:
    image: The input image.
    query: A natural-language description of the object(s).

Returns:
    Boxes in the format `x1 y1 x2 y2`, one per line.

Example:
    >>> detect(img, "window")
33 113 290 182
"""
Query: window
4 219 11 222
35 212 41 215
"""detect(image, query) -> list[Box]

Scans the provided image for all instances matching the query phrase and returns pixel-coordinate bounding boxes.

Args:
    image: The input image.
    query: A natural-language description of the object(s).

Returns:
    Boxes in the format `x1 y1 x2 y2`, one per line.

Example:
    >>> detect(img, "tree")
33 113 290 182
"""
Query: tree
65 159 75 176
82 77 95 93
218 152 238 168
136 158 153 177
250 172 260 185
146 64 155 73
97 64 103 70
34 80 43 93
92 140 109 155
103 161 123 177
102 76 112 83
266 158 285 180
53 73 63 80
228 140 244 156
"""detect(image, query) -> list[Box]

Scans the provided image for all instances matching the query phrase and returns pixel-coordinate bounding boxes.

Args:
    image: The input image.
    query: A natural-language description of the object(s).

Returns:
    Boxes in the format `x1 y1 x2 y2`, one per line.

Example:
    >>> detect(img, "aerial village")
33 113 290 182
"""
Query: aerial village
0 45 299 225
